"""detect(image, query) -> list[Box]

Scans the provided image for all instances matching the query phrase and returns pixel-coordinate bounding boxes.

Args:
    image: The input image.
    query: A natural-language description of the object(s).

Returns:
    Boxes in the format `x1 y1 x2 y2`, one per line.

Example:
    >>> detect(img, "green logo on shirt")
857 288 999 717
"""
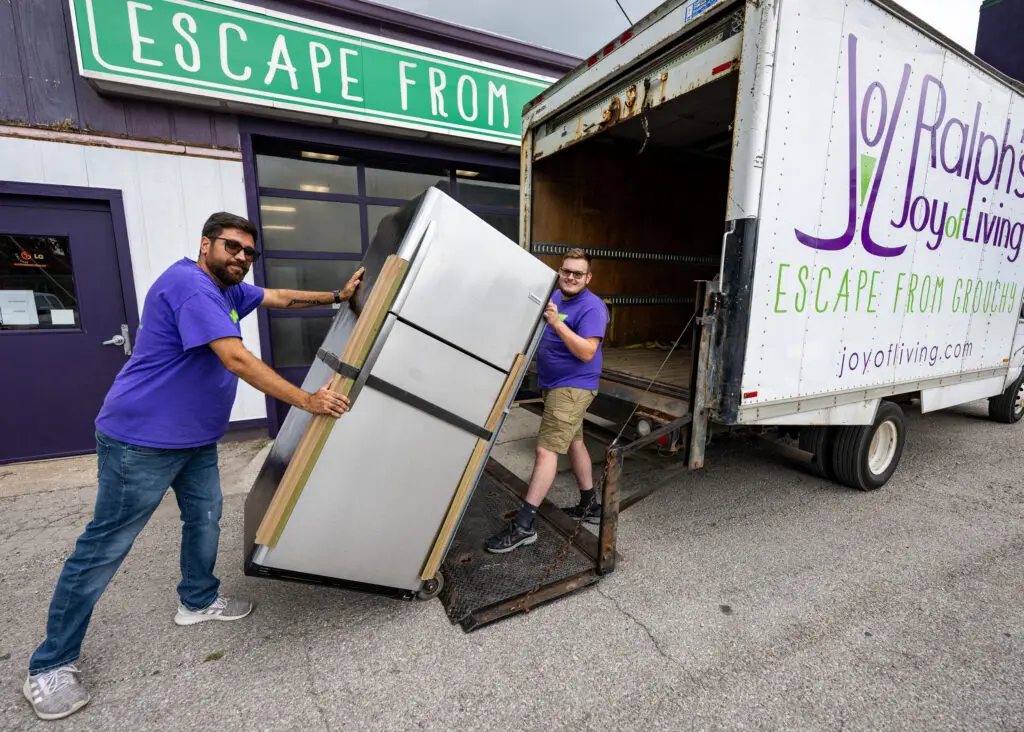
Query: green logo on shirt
230 309 239 324
559 313 568 321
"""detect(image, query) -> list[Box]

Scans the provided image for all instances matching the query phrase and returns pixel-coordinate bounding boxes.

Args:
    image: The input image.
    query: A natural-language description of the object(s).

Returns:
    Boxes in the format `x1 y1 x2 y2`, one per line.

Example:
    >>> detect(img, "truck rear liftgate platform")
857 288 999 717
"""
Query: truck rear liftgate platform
437 425 696 632
438 460 602 632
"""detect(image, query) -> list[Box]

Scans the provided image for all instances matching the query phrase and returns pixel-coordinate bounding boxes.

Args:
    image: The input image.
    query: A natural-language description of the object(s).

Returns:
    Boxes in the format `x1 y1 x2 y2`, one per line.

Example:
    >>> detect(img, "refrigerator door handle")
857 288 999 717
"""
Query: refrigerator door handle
347 314 398 404
391 220 437 314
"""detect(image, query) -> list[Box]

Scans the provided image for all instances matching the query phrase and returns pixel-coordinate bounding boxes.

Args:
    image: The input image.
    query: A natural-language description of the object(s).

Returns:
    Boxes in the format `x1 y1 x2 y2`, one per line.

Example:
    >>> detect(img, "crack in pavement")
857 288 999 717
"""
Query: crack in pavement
0 513 93 543
596 586 708 692
303 640 332 732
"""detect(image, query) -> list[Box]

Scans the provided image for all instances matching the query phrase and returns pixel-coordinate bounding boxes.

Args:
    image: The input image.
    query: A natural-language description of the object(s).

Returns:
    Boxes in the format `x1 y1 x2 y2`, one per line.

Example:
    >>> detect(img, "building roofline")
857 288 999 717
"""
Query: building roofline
285 0 582 74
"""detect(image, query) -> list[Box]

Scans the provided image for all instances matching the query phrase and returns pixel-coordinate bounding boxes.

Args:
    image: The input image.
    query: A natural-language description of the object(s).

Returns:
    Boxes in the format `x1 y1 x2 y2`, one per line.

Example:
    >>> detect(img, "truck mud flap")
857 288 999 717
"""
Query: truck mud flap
439 459 604 632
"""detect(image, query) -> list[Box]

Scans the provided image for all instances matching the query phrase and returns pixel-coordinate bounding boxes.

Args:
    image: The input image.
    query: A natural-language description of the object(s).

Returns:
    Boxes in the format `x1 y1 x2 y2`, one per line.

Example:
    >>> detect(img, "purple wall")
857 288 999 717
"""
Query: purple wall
0 0 576 149
976 0 1024 83
0 0 239 147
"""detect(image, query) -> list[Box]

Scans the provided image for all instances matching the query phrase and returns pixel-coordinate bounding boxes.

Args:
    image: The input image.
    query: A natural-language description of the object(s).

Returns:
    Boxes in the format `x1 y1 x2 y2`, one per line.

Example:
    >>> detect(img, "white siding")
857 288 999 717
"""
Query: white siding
0 135 267 423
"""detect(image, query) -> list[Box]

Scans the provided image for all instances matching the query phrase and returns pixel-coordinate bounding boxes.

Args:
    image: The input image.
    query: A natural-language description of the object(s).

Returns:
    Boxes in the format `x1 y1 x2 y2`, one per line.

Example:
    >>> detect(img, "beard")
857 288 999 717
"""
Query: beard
209 259 247 287
559 281 584 297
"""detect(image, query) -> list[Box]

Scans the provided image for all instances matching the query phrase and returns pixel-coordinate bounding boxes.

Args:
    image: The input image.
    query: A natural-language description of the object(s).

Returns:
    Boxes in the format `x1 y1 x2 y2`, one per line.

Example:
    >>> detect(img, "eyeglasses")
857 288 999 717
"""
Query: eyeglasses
559 267 588 280
215 237 261 262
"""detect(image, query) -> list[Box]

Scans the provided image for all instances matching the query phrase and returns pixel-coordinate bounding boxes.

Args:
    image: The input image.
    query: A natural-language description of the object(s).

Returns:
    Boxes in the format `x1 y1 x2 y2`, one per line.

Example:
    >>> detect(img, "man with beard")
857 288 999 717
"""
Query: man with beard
24 212 361 721
485 248 609 554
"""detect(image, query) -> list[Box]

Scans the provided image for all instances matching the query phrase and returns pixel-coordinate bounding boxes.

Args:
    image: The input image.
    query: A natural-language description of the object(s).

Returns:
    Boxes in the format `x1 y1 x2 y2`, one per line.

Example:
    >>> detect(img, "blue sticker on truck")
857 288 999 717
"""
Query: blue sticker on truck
684 0 721 23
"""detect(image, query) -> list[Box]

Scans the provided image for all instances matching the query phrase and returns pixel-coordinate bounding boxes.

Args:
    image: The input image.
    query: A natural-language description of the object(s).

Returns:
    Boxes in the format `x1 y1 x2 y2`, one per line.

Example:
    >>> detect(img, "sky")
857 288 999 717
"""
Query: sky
372 0 982 58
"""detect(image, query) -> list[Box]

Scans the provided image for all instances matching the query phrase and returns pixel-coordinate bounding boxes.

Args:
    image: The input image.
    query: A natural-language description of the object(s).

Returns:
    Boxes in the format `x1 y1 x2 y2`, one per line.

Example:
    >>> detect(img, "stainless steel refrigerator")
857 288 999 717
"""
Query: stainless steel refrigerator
243 186 557 600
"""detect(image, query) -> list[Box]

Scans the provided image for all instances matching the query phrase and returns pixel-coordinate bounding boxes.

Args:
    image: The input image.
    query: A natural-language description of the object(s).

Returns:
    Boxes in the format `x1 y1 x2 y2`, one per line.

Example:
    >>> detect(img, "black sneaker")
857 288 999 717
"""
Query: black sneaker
485 522 538 554
564 499 602 525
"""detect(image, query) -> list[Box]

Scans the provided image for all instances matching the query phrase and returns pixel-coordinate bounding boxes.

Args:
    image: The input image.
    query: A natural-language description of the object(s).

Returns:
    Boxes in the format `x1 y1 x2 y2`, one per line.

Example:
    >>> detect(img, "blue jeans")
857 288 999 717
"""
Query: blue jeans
29 430 223 674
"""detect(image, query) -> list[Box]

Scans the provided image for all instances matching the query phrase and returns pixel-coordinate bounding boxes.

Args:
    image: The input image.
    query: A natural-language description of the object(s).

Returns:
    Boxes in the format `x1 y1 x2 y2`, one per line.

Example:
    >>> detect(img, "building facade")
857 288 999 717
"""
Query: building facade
0 0 576 464
975 0 1024 82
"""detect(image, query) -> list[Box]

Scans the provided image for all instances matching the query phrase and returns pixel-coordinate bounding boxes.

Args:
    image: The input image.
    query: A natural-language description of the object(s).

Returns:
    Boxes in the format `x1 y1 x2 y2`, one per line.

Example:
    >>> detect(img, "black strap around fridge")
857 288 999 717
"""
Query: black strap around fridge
315 348 493 442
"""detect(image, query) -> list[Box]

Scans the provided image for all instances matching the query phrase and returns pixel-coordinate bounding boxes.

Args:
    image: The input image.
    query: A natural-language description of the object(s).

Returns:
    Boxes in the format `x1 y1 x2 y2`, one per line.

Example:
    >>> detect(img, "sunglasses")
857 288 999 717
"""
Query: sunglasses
214 236 261 262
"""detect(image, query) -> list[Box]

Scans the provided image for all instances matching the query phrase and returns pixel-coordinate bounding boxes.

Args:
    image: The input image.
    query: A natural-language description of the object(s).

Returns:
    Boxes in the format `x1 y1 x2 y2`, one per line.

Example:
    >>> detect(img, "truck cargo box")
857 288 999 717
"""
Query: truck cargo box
519 0 1024 489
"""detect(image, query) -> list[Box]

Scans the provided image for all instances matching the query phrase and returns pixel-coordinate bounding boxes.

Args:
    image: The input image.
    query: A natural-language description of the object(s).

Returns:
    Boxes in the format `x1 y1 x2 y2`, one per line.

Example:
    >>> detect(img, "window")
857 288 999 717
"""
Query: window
0 234 78 330
264 259 362 293
456 175 519 208
252 141 520 384
270 316 334 368
256 154 358 195
260 198 362 254
365 167 450 200
366 205 401 240
456 169 519 244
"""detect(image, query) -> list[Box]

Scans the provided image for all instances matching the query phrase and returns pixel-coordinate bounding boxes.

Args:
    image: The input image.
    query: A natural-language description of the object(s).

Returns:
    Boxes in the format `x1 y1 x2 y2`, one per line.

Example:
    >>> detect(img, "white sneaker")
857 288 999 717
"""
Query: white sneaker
174 595 253 626
24 664 90 721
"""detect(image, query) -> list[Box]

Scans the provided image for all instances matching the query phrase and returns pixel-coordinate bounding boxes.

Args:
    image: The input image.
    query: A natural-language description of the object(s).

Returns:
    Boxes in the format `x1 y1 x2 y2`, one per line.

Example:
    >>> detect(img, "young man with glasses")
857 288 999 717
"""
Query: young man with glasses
486 248 610 554
24 212 363 721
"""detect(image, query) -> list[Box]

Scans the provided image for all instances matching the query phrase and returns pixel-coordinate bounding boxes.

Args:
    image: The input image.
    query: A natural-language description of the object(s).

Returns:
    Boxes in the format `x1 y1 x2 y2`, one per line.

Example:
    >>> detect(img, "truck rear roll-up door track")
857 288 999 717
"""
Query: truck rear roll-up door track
532 7 743 162
601 295 695 307
316 347 494 442
532 242 719 266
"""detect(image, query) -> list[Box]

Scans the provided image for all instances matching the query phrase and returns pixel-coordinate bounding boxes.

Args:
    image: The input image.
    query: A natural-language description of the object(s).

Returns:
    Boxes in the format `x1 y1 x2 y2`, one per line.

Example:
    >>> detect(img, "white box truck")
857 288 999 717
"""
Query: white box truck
518 0 1024 491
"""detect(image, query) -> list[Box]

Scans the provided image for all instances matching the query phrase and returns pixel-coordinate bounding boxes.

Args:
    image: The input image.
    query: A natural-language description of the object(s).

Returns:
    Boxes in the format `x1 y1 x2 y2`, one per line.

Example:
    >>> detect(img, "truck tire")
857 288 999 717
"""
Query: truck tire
829 402 906 491
798 426 834 479
987 372 1024 424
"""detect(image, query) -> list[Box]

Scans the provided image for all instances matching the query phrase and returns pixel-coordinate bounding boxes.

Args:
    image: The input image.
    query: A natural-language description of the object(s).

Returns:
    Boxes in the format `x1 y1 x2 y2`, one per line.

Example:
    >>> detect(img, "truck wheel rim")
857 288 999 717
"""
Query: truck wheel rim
868 421 898 475
1016 381 1024 417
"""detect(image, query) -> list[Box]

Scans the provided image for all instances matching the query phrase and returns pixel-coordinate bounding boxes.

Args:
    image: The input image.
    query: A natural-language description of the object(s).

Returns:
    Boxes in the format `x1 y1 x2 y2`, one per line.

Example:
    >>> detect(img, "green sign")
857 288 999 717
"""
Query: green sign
68 0 554 145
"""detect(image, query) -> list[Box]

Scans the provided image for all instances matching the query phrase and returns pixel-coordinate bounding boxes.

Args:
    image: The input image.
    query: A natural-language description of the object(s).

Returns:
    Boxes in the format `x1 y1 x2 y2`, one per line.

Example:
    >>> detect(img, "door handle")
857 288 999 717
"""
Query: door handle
102 324 133 357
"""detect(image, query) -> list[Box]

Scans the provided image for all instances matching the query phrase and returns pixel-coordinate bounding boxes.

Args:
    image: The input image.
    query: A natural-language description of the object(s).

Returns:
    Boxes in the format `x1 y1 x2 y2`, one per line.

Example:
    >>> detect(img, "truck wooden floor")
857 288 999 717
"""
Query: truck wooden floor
601 346 692 398
520 346 694 427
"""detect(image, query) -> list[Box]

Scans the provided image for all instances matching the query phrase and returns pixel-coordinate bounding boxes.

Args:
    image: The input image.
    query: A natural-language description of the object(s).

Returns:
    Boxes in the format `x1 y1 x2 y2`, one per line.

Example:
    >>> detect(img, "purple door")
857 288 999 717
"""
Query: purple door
0 193 136 464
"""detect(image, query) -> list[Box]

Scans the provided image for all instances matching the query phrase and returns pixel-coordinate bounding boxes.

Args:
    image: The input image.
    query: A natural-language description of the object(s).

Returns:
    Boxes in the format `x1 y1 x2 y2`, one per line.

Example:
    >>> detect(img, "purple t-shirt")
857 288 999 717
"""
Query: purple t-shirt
536 288 610 391
95 258 265 449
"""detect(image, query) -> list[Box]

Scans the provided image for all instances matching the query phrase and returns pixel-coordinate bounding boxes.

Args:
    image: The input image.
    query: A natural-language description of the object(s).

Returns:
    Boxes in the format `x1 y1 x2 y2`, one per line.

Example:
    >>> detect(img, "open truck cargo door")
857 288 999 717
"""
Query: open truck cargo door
517 0 764 459
525 0 744 164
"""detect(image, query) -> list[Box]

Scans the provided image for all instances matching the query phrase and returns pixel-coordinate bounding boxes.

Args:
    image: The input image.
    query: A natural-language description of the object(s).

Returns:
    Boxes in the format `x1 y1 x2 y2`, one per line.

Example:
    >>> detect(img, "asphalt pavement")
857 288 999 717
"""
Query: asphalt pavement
0 402 1021 731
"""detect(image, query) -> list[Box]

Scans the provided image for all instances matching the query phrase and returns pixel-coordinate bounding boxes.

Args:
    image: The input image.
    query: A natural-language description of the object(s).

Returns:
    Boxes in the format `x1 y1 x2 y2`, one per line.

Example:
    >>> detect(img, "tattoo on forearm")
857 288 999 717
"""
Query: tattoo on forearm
287 298 327 307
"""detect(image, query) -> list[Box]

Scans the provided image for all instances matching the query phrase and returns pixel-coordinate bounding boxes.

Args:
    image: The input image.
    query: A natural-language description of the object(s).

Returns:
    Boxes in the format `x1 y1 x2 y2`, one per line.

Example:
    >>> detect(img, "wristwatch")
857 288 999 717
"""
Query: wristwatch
332 289 342 304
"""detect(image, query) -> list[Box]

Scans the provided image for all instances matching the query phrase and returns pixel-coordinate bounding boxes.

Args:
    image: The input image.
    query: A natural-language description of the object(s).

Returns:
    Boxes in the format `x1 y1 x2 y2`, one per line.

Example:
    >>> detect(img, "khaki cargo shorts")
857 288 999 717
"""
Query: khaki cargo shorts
537 387 598 455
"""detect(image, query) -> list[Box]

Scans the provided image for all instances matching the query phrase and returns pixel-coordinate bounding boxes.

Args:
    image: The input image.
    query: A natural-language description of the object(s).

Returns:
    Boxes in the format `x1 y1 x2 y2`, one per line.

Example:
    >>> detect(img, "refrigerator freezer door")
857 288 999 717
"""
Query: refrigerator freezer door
390 192 555 372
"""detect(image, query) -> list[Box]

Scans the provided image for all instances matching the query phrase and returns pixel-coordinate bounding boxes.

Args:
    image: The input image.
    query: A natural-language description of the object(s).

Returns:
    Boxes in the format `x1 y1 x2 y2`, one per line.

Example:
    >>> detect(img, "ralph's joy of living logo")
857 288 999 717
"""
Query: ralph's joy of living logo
768 31 1024 383
795 33 1024 264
